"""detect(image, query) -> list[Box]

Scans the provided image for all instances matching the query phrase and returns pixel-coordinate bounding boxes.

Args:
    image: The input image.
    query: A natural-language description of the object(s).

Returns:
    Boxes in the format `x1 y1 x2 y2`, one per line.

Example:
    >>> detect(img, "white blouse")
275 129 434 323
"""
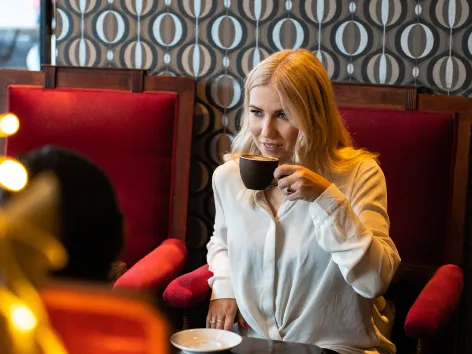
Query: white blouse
207 158 401 354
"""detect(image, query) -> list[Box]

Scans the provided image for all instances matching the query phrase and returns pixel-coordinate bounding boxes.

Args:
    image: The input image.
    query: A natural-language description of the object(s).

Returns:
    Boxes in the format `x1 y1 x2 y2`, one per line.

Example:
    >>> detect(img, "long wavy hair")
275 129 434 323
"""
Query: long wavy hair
226 49 377 176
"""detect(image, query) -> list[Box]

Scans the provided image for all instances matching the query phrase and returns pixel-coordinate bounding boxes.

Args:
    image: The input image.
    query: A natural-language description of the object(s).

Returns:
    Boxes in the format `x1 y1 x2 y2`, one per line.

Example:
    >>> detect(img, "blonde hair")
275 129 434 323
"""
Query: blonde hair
225 49 377 176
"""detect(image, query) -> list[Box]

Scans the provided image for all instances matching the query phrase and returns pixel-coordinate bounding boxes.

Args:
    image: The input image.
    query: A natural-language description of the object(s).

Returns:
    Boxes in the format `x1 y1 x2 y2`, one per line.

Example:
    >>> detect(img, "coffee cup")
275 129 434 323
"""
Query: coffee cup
239 154 279 190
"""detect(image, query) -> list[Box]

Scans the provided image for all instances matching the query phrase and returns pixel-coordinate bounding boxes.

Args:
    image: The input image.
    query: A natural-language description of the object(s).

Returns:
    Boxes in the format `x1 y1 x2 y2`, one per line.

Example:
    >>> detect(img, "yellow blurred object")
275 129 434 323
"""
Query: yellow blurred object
0 158 28 192
0 172 69 354
0 112 67 352
0 113 20 137
10 304 37 332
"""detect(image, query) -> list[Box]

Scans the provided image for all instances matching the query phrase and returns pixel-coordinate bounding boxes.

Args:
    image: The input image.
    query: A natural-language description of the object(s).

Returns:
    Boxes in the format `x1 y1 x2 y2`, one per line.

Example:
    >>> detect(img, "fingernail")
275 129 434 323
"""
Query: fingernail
242 322 248 329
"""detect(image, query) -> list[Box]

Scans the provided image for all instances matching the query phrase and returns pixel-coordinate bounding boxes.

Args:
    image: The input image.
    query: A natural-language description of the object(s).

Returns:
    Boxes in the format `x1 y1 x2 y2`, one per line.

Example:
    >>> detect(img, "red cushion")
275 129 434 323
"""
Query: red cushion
404 264 463 338
163 265 213 308
340 108 455 265
41 284 170 354
6 86 178 265
114 239 187 291
47 306 148 353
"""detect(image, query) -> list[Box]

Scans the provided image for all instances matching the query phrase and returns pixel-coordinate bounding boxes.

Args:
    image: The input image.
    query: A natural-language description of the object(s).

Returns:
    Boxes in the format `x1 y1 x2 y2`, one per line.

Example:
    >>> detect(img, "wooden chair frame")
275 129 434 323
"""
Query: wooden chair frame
0 65 196 244
332 82 472 354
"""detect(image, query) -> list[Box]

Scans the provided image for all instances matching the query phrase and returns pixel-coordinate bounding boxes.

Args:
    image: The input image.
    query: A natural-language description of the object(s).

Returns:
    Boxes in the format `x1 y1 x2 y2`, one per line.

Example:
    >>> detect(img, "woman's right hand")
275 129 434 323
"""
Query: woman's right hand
206 299 238 330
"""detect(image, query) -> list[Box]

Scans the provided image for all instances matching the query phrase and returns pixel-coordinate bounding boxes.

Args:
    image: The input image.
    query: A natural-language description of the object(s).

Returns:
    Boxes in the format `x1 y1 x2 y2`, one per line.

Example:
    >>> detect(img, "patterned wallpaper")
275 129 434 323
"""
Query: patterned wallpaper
54 0 472 265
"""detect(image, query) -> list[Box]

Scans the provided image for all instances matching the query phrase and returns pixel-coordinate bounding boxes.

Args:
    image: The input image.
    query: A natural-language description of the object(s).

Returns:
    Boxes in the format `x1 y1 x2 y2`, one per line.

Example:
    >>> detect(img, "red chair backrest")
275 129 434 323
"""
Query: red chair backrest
6 80 192 265
340 107 456 266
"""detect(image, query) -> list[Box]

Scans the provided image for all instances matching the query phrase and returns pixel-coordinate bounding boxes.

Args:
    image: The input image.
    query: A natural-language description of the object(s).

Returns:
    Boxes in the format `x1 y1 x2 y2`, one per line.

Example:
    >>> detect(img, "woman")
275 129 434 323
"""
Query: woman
0 146 125 282
206 49 401 354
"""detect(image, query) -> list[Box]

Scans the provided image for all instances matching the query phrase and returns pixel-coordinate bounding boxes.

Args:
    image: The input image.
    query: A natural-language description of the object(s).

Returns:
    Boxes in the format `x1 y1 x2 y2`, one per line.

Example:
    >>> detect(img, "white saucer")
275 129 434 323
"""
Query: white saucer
170 328 242 353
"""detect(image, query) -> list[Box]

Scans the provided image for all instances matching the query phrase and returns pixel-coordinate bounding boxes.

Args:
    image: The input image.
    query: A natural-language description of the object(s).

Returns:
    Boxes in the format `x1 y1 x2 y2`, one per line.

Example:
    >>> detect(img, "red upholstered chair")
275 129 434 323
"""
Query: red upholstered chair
163 103 470 353
0 66 195 293
341 108 464 353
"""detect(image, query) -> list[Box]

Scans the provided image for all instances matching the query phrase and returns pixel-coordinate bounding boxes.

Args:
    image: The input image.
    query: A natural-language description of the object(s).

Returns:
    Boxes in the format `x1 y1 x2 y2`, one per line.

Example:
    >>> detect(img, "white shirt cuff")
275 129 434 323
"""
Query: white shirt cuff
309 183 346 222
210 279 235 300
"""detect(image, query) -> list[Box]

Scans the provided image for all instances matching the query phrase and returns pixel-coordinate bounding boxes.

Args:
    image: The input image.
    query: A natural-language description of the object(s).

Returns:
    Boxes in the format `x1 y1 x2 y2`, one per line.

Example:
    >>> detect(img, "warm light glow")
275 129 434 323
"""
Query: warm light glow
10 304 37 332
0 113 19 136
0 159 28 191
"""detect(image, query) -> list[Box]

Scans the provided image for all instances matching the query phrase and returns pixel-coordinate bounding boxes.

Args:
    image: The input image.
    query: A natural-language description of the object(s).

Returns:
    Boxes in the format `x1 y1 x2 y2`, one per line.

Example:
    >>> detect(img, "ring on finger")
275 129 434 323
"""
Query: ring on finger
216 319 224 323
286 185 293 194
209 318 216 324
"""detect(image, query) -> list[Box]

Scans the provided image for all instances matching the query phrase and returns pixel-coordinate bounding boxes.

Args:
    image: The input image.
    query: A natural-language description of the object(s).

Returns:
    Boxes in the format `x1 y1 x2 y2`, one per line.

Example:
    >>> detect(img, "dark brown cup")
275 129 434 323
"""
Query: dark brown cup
239 154 279 190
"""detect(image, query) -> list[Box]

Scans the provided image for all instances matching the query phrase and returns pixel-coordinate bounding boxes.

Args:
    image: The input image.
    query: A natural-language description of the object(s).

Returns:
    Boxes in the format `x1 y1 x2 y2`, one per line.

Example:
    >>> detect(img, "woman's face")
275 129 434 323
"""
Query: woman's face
248 85 299 164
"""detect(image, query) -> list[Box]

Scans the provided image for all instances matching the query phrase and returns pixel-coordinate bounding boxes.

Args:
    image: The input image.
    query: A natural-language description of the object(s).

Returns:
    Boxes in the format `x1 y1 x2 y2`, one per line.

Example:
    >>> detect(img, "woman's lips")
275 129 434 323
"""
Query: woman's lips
262 143 283 153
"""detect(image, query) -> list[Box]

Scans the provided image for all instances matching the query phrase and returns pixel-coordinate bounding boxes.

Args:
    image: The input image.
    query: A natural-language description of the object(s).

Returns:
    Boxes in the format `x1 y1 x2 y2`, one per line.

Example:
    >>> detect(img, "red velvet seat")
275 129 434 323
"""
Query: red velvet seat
2 66 195 292
163 107 464 352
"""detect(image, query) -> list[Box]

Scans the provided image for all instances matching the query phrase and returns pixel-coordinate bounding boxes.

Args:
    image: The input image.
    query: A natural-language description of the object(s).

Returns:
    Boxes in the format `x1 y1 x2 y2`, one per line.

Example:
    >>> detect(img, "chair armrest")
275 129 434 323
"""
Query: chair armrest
404 264 463 338
113 239 187 292
163 265 213 308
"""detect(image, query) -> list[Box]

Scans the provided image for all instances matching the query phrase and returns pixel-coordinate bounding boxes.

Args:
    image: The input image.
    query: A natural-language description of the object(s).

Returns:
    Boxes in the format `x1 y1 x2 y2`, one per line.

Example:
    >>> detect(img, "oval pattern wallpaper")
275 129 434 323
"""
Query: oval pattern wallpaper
55 0 472 260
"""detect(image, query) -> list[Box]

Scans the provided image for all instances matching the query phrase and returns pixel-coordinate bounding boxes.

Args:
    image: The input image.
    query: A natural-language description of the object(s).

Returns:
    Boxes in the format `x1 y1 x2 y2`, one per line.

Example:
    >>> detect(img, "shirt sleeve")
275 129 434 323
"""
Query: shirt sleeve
309 159 401 299
206 168 235 300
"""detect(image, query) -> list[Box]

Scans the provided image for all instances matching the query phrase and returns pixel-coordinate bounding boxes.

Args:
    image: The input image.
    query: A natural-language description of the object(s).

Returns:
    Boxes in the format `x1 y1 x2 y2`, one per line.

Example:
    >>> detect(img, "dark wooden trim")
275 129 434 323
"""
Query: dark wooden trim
131 70 144 92
141 75 196 241
40 65 150 92
44 65 57 88
406 87 417 110
332 82 417 110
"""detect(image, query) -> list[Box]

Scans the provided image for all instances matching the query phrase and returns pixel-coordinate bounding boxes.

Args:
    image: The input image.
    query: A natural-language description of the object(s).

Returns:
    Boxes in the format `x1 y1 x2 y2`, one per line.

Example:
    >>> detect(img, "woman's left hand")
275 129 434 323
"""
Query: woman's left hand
274 164 332 202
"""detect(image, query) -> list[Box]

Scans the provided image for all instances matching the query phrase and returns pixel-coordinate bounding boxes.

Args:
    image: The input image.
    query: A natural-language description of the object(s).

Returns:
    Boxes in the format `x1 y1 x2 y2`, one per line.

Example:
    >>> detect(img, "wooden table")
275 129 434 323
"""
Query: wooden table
174 337 338 353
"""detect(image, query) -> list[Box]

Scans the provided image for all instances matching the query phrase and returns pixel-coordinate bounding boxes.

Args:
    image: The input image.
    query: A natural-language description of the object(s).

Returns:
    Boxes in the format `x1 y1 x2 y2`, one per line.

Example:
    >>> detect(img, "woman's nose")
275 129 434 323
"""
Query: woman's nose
261 118 277 138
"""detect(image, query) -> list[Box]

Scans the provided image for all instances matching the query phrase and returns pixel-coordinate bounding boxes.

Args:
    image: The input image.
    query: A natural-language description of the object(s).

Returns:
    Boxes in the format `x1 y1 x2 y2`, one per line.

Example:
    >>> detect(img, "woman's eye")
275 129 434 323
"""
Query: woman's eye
279 112 287 120
250 109 263 117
